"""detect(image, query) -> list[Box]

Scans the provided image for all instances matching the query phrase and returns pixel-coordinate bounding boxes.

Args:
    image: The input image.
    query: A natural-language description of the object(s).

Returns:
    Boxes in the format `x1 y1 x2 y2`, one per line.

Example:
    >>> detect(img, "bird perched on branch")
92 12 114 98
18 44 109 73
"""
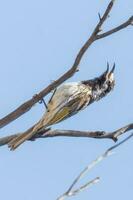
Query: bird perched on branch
8 63 115 150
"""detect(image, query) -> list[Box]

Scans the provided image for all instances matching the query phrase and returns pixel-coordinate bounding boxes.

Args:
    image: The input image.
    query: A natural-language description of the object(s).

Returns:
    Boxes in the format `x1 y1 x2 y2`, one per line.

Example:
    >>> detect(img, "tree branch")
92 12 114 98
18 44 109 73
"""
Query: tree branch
71 0 115 68
0 123 132 147
0 0 132 129
57 132 133 200
96 16 133 40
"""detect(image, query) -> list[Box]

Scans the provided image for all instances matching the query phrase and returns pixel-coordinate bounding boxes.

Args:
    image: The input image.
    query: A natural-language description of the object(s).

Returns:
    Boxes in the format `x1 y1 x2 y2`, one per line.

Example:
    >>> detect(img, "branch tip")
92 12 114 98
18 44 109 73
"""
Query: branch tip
94 176 100 183
98 13 102 21
129 16 133 25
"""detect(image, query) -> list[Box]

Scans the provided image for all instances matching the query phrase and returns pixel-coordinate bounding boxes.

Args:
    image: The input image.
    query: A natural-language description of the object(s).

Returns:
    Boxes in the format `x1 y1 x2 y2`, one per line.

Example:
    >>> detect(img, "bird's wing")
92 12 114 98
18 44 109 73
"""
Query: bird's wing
43 84 81 125
46 93 90 126
44 82 92 126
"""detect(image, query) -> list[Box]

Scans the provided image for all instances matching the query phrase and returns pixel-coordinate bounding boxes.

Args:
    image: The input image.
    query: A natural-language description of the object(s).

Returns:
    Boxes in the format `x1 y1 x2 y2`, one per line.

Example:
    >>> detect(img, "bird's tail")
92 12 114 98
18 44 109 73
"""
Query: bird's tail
8 120 47 150
8 104 70 150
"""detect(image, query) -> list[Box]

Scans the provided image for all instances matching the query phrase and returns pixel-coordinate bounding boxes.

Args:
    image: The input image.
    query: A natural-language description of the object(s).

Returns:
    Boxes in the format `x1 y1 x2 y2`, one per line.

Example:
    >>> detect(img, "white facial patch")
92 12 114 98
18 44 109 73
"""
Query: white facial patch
108 73 114 82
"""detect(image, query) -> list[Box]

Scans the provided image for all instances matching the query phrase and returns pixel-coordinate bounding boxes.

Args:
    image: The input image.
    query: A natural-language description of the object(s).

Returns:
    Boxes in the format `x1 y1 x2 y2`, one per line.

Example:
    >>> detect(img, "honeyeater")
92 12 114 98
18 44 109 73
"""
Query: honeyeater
8 63 115 150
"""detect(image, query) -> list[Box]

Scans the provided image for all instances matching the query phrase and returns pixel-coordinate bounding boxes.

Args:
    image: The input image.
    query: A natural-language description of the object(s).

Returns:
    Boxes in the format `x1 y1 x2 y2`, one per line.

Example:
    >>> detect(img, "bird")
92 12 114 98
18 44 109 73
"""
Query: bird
8 63 115 150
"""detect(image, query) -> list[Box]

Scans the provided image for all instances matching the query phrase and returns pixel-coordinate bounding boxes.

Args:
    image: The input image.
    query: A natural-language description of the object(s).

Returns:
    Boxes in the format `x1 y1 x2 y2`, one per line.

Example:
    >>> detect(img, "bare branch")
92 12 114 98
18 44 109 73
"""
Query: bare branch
0 0 132 129
57 131 133 200
0 123 132 147
96 16 133 40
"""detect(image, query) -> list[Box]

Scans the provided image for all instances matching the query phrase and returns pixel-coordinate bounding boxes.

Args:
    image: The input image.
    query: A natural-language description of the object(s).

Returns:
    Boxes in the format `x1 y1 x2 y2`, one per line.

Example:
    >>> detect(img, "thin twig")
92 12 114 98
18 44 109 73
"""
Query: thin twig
57 132 133 200
57 178 100 200
0 0 132 129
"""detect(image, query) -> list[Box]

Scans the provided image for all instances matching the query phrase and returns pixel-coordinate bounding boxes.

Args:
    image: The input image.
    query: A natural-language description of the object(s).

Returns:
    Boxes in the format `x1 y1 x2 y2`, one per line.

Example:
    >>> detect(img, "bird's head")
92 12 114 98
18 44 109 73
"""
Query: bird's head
96 62 115 94
82 62 115 101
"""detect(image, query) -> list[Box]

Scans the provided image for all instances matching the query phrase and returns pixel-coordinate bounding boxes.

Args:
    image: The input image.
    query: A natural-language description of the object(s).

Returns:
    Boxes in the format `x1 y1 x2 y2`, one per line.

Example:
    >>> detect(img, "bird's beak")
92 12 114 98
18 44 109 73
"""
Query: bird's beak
104 62 110 76
102 62 115 82
108 62 115 77
110 63 115 74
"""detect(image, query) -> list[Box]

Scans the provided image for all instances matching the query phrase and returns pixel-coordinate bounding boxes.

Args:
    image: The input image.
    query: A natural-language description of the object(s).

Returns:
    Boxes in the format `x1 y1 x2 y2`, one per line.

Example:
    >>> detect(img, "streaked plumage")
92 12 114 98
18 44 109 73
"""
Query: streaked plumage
8 63 115 150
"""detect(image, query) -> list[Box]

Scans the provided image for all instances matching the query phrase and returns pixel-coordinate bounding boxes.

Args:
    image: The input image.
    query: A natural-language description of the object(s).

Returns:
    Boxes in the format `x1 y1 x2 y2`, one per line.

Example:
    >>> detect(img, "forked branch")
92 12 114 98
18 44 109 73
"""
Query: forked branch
57 132 133 200
0 0 132 129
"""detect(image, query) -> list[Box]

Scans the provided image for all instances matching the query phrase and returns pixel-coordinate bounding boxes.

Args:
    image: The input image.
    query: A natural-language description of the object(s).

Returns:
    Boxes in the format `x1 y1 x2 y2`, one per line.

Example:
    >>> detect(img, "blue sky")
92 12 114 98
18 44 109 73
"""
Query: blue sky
0 0 133 199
